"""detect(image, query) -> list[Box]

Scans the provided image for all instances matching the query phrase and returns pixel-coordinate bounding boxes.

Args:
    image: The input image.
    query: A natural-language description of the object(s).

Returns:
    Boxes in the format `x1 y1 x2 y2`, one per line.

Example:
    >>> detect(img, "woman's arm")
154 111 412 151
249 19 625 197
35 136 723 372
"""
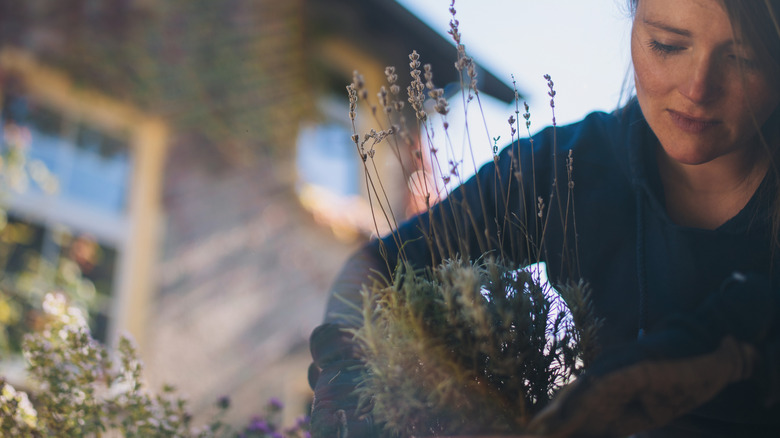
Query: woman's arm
323 244 388 327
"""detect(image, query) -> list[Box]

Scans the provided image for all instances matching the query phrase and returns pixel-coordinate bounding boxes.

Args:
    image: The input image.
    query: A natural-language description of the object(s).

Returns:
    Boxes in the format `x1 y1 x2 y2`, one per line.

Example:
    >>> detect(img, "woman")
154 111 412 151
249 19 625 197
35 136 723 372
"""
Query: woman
309 0 780 436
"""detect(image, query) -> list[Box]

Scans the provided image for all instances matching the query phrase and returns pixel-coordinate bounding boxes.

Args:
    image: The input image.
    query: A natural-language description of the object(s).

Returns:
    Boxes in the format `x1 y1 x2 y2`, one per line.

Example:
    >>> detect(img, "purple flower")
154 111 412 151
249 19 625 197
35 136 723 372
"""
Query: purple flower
271 433 283 438
295 415 310 428
268 397 284 411
247 416 271 433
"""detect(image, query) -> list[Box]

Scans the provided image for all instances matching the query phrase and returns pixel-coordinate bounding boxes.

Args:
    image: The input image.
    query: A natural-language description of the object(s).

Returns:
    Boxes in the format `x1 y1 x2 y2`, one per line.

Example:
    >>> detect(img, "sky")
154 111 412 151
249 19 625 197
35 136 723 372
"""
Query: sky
394 0 634 176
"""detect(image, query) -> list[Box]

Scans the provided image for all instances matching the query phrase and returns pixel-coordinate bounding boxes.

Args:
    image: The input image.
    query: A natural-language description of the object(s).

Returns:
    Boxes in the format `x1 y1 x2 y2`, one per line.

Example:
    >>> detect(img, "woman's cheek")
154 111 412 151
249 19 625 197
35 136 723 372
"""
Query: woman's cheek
634 53 666 100
632 40 657 98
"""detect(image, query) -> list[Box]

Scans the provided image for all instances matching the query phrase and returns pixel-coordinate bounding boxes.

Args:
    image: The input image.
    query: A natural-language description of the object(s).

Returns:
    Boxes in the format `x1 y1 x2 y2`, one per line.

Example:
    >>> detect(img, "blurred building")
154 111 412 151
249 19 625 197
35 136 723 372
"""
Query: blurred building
0 0 513 424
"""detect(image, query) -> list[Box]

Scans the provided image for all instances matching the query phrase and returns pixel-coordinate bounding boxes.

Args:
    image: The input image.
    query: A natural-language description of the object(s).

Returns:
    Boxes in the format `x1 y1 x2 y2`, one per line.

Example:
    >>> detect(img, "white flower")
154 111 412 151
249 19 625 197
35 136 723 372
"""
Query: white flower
66 306 88 328
42 292 68 316
2 382 38 429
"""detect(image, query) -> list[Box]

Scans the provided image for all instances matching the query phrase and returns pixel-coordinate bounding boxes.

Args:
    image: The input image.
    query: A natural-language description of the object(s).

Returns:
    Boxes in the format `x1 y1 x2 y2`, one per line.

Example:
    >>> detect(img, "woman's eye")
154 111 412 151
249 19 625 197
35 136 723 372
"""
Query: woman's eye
648 40 683 55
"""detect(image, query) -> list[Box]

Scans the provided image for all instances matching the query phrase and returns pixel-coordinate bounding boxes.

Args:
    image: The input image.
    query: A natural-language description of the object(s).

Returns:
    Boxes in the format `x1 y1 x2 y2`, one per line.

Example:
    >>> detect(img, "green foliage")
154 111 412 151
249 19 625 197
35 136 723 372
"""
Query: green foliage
352 258 601 437
0 293 310 438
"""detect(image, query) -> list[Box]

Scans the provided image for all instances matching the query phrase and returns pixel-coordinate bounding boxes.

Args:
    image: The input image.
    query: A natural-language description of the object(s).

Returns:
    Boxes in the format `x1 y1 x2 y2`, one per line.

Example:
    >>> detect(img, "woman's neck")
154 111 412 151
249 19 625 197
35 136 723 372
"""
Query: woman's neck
657 143 769 230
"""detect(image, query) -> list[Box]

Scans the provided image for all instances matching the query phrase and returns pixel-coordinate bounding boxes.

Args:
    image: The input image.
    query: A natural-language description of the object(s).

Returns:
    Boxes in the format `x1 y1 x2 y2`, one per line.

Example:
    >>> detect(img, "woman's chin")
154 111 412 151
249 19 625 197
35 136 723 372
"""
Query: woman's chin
658 146 716 167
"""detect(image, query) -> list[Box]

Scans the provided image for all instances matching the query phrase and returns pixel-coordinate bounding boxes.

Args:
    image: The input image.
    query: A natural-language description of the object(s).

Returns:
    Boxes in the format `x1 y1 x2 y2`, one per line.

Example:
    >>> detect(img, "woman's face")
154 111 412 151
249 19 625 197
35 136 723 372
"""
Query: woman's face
631 0 780 166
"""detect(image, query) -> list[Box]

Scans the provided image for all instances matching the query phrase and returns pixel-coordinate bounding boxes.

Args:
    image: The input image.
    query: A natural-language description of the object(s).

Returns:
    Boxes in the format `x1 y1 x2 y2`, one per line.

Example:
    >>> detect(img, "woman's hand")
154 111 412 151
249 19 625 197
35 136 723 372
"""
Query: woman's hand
526 336 757 438
308 323 378 438
526 272 776 438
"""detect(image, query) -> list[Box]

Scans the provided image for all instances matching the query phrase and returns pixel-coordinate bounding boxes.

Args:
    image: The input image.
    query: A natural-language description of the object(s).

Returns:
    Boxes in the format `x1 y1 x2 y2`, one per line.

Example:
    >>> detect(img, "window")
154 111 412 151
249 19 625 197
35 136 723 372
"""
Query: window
296 121 360 198
0 48 167 363
1 92 130 343
294 96 386 240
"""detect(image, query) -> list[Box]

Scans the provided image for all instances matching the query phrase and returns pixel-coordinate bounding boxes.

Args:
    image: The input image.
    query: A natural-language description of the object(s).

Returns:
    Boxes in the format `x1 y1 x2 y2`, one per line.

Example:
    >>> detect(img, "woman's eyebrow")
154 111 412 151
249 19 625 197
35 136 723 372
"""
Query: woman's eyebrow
642 18 691 37
643 16 746 47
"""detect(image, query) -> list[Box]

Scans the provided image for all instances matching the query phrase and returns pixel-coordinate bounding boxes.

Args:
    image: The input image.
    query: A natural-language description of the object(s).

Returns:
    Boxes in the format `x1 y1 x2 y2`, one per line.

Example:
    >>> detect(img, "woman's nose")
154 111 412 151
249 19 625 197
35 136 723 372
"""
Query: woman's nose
679 55 722 104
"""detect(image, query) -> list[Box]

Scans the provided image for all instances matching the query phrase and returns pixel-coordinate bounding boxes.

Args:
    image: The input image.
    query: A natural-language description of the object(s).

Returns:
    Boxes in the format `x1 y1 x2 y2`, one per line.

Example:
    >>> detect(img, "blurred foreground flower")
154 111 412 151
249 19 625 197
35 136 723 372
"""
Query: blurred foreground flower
0 292 310 438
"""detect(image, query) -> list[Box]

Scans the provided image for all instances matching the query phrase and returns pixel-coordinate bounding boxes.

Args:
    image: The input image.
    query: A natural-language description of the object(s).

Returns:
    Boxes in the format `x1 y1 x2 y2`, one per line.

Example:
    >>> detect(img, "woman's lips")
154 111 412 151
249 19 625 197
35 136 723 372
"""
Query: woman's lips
668 110 721 133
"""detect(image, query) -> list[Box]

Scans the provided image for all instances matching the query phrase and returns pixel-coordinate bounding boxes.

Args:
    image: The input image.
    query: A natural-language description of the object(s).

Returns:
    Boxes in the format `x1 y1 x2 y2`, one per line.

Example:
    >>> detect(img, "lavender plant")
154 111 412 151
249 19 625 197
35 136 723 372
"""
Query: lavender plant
342 1 601 436
351 259 599 436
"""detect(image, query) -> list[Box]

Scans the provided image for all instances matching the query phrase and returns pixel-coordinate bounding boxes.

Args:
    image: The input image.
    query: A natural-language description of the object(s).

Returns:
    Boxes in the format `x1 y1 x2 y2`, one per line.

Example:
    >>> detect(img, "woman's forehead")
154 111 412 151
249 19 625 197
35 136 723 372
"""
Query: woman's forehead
633 0 738 42
635 0 727 25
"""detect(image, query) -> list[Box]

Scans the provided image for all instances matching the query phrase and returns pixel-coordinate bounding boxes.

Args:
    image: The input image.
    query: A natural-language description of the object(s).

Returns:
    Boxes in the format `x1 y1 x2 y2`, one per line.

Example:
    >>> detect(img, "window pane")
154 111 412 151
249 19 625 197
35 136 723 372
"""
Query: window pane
296 123 359 196
67 124 130 213
26 103 63 138
4 95 132 215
